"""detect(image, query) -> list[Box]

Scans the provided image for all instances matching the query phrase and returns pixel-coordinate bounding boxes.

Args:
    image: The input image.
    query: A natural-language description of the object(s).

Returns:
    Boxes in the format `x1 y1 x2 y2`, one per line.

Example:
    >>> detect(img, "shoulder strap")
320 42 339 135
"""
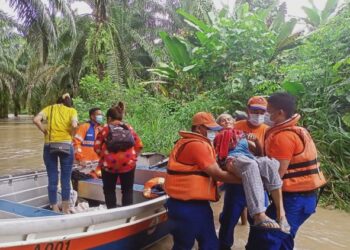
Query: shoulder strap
119 122 129 130
109 122 129 130
49 105 53 143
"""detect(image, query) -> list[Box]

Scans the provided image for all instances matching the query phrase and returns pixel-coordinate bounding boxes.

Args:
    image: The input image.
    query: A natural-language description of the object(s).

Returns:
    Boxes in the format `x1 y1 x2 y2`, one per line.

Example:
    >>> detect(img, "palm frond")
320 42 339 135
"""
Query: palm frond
127 27 163 64
107 25 127 85
8 0 57 42
53 0 76 37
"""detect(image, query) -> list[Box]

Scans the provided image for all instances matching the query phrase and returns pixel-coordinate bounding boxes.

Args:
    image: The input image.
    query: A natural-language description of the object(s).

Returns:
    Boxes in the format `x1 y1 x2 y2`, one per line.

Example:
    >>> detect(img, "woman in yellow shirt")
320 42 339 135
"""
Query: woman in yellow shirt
33 93 78 214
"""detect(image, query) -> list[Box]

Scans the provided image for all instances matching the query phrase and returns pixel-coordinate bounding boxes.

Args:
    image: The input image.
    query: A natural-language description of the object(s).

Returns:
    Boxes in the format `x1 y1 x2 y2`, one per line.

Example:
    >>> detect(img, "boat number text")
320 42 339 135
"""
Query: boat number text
34 240 71 250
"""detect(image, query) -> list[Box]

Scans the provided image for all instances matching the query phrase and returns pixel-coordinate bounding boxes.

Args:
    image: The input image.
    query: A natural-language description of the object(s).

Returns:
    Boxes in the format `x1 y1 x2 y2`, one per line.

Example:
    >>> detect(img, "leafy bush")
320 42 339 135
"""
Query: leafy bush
74 74 232 154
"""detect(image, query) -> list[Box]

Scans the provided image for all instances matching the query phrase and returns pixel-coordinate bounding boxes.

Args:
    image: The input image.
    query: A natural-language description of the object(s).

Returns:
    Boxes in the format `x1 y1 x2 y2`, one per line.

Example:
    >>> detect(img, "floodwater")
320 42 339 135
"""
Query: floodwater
1 118 350 250
0 116 45 175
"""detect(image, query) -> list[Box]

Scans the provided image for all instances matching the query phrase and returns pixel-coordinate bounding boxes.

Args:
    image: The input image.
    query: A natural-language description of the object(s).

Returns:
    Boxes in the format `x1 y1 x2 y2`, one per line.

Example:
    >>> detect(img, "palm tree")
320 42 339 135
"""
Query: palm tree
6 0 76 63
84 0 178 84
24 15 92 112
0 7 86 115
0 11 24 117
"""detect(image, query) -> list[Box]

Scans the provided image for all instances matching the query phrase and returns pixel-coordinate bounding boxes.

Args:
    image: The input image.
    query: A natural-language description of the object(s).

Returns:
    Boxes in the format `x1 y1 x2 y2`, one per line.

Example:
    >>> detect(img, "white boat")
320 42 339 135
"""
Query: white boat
0 153 169 250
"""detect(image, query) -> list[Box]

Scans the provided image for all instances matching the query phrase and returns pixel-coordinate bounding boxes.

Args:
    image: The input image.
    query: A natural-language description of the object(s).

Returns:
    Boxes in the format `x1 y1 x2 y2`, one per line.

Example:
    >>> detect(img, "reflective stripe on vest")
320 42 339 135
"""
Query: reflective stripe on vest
164 131 218 202
82 122 96 147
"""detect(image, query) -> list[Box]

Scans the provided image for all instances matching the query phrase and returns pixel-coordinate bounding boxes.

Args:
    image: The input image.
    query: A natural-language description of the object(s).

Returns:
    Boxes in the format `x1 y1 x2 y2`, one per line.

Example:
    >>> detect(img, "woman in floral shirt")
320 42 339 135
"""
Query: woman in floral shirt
94 102 143 208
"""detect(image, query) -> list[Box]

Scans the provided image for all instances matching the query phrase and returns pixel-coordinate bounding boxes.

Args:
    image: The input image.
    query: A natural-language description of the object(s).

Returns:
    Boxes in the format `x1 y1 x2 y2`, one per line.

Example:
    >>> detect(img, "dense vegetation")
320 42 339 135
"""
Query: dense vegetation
0 0 349 211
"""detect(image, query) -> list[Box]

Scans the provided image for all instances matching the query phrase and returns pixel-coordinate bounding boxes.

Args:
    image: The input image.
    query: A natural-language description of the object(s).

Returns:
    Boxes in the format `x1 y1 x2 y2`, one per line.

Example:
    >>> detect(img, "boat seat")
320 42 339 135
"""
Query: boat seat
77 178 146 203
0 199 61 217
80 178 144 191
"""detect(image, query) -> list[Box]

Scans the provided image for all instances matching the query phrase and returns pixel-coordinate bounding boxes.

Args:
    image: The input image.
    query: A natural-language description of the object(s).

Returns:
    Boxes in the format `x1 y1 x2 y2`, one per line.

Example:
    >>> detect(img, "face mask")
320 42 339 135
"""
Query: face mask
95 115 103 124
264 113 275 126
248 114 265 126
207 130 217 143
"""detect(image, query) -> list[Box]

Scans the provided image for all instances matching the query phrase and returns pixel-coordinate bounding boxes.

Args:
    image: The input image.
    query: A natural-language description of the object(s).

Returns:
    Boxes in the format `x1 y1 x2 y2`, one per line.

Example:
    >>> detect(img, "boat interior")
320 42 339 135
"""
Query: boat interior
0 153 167 219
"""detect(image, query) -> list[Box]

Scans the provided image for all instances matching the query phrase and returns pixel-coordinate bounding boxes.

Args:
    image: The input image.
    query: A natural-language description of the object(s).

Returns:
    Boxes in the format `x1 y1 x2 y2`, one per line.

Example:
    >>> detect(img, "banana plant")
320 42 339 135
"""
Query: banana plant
268 2 300 58
147 8 212 82
147 32 196 82
302 0 339 29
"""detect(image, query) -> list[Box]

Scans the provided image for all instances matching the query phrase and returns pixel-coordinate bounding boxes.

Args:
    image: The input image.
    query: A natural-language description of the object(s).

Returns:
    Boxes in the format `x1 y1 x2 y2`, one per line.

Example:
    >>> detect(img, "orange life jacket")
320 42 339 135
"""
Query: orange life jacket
265 114 327 192
74 122 100 162
143 177 165 199
164 131 219 202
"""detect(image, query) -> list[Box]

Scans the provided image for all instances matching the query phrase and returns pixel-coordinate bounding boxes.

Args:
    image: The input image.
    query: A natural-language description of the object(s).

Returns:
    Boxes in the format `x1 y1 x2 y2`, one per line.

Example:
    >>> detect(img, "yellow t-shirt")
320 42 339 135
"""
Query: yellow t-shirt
40 104 78 143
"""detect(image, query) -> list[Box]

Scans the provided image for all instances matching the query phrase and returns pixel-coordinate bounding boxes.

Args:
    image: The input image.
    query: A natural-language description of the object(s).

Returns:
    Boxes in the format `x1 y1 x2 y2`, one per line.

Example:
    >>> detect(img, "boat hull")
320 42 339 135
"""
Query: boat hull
1 212 168 250
0 153 170 250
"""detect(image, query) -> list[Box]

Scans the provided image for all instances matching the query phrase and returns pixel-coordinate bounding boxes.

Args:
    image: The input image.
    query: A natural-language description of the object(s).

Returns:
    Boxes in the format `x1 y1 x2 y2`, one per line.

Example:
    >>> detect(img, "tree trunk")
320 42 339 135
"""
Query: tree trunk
95 0 108 81
13 96 20 117
0 91 9 118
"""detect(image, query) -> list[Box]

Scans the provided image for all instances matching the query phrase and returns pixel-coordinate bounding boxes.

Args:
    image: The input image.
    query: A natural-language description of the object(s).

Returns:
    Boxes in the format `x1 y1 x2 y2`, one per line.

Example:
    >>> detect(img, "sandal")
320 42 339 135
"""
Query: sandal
253 218 280 230
278 217 291 234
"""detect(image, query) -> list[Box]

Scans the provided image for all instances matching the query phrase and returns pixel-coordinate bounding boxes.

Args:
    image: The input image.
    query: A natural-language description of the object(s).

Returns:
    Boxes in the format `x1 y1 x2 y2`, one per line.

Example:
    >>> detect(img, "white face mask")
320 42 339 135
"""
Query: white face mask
264 113 275 126
248 114 265 126
95 115 103 124
207 130 217 143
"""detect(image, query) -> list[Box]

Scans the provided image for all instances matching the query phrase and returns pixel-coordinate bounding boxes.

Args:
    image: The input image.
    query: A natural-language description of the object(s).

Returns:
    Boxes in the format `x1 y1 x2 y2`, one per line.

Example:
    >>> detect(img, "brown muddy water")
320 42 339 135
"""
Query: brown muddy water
0 118 349 250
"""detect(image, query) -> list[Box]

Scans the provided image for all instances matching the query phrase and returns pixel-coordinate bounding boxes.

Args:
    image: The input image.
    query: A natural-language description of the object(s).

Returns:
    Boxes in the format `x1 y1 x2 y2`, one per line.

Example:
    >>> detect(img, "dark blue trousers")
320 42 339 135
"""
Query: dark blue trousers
166 198 219 250
246 227 290 250
246 193 317 250
219 184 270 250
218 184 247 249
264 192 317 250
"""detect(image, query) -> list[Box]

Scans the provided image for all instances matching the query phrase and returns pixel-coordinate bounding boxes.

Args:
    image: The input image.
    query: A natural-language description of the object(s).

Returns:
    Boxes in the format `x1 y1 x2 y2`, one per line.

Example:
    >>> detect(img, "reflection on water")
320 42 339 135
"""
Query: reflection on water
1 118 349 249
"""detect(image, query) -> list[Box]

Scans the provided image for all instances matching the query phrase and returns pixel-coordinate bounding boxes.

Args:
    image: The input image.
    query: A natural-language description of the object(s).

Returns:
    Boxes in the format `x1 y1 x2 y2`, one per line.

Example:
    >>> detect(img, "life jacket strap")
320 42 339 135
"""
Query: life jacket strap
288 158 318 170
283 168 320 179
167 169 209 177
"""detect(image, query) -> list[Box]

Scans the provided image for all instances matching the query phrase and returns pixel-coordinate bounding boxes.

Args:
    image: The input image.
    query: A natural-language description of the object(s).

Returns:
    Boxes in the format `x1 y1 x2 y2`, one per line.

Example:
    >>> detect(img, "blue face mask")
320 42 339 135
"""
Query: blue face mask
95 115 103 124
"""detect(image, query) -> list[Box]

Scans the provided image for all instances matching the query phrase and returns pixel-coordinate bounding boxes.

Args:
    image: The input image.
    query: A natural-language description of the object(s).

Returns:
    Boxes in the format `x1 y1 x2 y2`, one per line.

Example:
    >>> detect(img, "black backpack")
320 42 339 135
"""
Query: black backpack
105 123 135 153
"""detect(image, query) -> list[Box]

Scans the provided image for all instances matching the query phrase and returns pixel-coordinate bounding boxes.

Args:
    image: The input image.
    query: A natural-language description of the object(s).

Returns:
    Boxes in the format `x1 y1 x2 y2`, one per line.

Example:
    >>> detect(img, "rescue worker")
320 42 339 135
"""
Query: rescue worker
73 108 103 167
234 96 269 155
164 112 240 250
263 92 327 249
218 96 270 250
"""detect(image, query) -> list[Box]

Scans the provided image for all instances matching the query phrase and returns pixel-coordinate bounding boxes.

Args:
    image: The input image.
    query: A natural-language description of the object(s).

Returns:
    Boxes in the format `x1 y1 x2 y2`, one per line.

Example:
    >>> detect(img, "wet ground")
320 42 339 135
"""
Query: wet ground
147 198 350 249
1 118 350 249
